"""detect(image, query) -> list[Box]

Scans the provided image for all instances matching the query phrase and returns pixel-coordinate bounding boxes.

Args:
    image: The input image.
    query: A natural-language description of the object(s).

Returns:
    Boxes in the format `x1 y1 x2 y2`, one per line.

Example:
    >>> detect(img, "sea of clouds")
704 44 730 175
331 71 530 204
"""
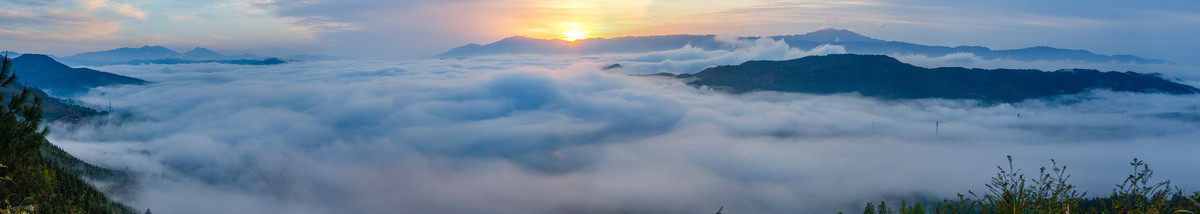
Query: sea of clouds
49 38 1200 213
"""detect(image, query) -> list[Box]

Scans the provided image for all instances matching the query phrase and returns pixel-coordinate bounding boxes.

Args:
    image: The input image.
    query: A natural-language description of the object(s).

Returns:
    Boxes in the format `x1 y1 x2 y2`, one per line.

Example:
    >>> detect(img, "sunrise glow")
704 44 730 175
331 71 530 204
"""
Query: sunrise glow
561 24 589 42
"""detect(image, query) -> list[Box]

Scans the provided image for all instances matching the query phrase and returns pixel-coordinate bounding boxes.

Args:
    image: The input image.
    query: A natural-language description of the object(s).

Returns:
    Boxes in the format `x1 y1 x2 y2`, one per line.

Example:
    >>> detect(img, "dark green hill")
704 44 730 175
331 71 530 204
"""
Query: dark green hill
11 54 148 96
681 54 1198 102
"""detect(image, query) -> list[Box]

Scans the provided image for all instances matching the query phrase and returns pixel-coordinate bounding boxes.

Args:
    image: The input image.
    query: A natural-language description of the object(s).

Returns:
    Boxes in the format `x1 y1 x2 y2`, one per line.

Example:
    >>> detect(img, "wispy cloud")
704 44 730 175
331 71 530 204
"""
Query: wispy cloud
285 16 359 41
168 13 204 23
76 0 147 19
0 8 122 41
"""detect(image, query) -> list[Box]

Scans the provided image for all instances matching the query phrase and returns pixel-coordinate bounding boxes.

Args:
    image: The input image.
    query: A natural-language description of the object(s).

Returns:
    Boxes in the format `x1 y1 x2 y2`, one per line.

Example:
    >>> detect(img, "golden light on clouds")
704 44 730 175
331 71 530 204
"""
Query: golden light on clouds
504 0 759 40
560 24 588 41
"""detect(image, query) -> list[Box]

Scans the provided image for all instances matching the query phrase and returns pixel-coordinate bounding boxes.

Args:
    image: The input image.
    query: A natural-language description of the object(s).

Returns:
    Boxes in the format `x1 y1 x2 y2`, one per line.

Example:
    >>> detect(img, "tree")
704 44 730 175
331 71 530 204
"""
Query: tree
863 202 875 214
909 202 924 214
1 52 50 212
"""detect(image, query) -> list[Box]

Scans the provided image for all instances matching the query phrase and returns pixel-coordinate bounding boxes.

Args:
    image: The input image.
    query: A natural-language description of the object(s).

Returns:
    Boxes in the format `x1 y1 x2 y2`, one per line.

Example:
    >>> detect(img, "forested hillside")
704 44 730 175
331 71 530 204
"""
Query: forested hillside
1 54 133 213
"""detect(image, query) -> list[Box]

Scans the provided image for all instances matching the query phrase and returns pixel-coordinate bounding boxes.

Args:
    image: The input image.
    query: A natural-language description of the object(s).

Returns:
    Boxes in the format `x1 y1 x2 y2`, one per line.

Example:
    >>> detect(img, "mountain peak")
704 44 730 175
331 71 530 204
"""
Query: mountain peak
793 28 882 43
11 53 148 96
63 45 183 65
183 47 224 59
497 36 545 42
14 53 55 61
13 54 71 69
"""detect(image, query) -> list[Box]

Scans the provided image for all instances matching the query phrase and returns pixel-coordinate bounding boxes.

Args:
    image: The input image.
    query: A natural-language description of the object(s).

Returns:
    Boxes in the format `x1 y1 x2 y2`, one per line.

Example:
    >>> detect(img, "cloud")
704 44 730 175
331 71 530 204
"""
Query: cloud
285 16 360 41
50 41 1200 213
587 37 847 74
892 52 1200 87
76 0 146 19
76 0 104 10
4 0 60 6
0 8 123 41
167 13 204 23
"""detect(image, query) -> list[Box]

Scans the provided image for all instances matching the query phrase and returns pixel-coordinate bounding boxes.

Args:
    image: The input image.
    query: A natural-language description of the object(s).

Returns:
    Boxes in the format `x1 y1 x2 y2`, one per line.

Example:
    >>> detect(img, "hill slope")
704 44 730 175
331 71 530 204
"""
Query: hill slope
678 54 1196 102
12 54 148 96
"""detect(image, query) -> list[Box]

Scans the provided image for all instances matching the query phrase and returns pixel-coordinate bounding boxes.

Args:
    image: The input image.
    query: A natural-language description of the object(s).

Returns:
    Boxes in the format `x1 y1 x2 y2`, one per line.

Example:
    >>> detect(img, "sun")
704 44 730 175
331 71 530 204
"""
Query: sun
560 24 588 42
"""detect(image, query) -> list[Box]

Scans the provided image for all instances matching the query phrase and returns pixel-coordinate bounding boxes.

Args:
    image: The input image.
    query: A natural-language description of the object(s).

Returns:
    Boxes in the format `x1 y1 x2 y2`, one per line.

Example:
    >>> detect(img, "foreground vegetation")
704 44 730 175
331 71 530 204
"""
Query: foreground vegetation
856 156 1199 214
1 55 132 213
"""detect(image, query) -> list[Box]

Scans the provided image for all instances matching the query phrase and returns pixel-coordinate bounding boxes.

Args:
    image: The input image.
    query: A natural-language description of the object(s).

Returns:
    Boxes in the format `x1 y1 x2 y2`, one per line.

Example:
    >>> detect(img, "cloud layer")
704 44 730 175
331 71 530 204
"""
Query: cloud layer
51 38 1200 213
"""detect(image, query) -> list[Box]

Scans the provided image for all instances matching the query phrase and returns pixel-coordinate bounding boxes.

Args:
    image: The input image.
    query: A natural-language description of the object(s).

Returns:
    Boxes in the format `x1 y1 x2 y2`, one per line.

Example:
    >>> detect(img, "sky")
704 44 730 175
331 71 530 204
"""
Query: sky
2 0 1200 64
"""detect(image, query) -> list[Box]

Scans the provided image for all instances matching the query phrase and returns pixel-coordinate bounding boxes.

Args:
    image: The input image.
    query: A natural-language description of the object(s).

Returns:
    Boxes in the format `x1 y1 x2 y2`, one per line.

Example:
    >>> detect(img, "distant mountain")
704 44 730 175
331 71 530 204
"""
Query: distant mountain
771 28 883 43
61 45 183 66
183 47 225 59
11 54 148 96
673 54 1196 102
2 55 104 121
439 28 1169 64
1 51 21 58
121 58 287 65
60 46 278 66
439 35 724 57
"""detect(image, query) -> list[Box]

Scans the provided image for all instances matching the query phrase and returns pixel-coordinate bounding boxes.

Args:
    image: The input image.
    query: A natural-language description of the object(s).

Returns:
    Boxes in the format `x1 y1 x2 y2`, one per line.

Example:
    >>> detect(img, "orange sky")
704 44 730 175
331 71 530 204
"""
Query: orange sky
495 0 762 40
3 0 1199 64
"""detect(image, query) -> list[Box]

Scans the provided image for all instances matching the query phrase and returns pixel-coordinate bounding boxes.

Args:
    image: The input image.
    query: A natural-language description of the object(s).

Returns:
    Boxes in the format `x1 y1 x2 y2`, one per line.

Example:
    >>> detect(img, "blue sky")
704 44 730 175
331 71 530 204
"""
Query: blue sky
2 0 1199 65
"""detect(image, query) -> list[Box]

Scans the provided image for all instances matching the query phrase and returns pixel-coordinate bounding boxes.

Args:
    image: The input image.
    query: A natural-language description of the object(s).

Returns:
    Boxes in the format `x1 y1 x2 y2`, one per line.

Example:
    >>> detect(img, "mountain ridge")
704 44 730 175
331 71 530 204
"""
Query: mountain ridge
439 28 1169 64
12 54 148 96
59 46 298 66
673 54 1196 102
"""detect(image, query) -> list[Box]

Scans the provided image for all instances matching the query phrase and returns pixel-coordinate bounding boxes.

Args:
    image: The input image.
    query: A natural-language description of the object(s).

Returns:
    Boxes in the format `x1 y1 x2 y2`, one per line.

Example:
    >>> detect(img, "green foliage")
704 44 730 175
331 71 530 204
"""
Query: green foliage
0 54 132 213
951 156 1084 213
1109 158 1173 213
1075 159 1198 214
897 201 925 214
862 200 927 214
873 156 1200 214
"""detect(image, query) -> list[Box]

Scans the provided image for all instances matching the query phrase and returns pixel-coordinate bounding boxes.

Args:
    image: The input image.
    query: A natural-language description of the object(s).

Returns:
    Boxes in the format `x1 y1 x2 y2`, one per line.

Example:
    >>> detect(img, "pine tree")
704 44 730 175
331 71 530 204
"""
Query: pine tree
863 202 875 214
910 202 925 214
